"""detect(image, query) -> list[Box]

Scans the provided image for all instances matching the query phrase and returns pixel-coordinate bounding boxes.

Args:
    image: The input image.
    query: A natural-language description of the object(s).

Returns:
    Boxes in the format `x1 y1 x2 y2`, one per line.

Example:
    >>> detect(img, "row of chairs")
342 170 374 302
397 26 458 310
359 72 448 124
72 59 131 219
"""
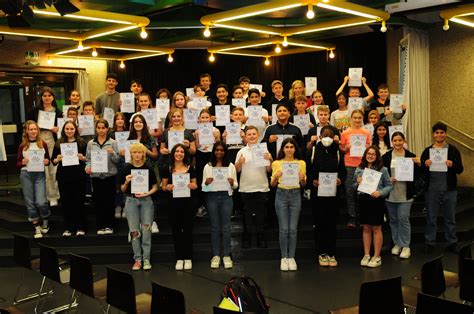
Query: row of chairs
10 233 186 314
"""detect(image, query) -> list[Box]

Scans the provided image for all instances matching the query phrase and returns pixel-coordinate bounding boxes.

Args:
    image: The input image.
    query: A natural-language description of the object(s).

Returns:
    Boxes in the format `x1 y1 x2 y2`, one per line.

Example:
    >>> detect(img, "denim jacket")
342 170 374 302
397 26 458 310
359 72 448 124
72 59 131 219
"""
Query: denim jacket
353 166 393 198
85 136 120 179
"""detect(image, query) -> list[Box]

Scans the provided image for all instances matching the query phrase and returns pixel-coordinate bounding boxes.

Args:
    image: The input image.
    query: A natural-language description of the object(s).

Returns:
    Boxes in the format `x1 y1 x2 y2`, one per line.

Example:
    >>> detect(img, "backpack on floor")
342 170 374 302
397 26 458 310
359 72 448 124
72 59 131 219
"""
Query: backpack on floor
221 275 270 313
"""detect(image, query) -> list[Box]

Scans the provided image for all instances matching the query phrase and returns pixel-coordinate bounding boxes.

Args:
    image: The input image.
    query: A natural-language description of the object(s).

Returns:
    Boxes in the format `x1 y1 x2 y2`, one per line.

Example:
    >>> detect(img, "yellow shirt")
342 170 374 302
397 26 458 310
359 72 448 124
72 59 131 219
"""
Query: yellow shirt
271 159 306 189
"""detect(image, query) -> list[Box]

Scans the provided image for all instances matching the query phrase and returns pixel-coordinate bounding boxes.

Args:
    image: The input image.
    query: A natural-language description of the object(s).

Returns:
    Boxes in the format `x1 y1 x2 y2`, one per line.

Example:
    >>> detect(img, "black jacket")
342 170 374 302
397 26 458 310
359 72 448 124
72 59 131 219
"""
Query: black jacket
420 144 463 191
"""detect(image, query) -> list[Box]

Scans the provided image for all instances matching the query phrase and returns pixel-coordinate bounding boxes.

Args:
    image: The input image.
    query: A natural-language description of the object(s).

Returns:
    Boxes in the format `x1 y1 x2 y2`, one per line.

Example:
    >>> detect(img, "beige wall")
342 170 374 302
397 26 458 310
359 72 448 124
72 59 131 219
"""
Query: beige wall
0 38 107 100
386 26 473 187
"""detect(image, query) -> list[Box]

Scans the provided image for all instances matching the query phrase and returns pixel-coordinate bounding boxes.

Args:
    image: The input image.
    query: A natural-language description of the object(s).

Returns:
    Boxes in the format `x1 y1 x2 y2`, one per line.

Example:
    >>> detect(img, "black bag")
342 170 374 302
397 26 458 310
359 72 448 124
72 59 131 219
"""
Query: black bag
222 275 270 313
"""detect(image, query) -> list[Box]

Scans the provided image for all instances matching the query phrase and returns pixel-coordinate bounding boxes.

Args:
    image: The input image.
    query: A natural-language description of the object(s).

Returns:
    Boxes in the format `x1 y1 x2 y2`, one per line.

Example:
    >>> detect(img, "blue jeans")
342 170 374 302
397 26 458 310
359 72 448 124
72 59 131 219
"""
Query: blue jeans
275 188 301 258
20 170 50 222
386 201 412 247
206 192 233 256
124 196 154 261
425 190 458 245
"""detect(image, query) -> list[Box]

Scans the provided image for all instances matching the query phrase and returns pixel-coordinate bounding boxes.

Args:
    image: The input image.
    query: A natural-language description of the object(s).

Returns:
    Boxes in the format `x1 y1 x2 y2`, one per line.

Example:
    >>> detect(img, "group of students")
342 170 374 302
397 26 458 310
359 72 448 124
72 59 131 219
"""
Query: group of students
17 72 464 272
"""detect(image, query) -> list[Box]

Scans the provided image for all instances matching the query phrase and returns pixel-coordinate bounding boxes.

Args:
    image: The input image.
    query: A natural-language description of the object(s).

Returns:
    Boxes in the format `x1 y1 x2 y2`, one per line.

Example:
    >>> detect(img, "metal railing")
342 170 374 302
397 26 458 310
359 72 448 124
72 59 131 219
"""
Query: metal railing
439 120 474 151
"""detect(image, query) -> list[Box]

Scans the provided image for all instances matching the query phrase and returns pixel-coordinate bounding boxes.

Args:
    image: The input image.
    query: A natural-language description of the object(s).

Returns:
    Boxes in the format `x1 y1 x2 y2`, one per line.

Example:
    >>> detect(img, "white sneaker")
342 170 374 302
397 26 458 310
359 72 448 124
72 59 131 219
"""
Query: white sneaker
288 258 298 271
104 228 114 235
152 221 159 234
210 256 220 269
97 229 105 235
121 211 126 218
223 256 233 269
360 255 371 266
50 199 58 207
399 247 411 259
114 206 122 218
41 220 49 234
367 256 382 268
391 245 401 255
62 230 72 237
280 258 289 271
76 230 85 236
143 259 152 270
34 225 43 239
184 259 192 270
196 205 207 217
175 260 184 270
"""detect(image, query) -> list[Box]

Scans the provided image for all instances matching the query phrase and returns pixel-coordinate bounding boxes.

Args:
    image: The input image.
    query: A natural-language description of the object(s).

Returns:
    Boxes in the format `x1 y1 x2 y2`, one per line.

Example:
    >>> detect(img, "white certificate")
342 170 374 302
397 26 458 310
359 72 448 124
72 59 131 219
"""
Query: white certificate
363 123 374 136
168 131 184 150
211 167 229 192
429 148 448 172
78 115 95 136
357 168 382 195
197 122 214 145
103 107 114 127
115 131 130 151
395 157 414 182
281 162 300 187
156 99 170 119
124 139 138 163
27 150 45 172
318 172 338 197
350 134 366 157
247 106 263 126
184 109 199 130
192 97 208 111
186 87 195 100
56 117 66 139
232 98 246 109
293 114 310 136
249 84 263 92
91 150 108 173
142 108 159 130
276 134 294 155
38 110 56 129
390 94 403 114
271 104 278 124
305 77 317 97
348 97 364 116
226 122 242 145
131 169 149 194
172 173 190 198
348 68 363 87
250 143 270 167
60 143 79 166
120 93 135 113
388 125 404 146
215 105 230 126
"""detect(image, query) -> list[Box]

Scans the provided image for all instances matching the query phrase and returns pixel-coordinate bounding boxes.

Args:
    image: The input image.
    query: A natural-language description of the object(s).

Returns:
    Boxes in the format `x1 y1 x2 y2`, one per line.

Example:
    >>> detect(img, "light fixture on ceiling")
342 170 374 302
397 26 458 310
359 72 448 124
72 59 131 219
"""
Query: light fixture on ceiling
140 27 148 39
264 57 270 66
167 54 174 63
443 19 450 31
329 49 335 59
92 48 98 57
209 53 215 62
306 4 315 19
282 36 288 47
47 56 53 65
380 20 387 32
203 26 211 37
77 40 84 51
275 45 282 54
119 60 125 69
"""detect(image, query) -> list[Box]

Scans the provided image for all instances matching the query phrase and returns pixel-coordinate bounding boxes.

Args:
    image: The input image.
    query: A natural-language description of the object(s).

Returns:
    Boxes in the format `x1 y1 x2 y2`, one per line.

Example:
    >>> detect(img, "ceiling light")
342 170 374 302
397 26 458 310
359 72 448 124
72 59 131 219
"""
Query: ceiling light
92 48 98 57
78 41 84 51
282 36 288 47
380 20 387 33
212 3 302 23
119 60 125 69
213 23 280 35
203 26 211 37
316 3 379 20
47 57 53 65
209 53 215 62
264 57 270 66
329 50 335 59
306 4 315 19
168 54 173 63
275 45 282 53
443 19 450 31
140 27 148 39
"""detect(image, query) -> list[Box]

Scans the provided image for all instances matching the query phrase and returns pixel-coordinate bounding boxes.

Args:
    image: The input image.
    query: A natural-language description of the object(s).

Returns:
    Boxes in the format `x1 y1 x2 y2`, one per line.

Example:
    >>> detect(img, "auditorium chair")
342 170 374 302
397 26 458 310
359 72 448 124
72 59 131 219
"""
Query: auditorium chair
459 258 474 305
415 293 473 314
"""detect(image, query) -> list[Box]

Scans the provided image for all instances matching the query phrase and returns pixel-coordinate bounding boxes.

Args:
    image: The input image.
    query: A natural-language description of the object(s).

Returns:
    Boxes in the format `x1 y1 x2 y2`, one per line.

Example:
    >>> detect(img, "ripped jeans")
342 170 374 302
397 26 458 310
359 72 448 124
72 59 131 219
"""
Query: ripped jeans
124 196 154 261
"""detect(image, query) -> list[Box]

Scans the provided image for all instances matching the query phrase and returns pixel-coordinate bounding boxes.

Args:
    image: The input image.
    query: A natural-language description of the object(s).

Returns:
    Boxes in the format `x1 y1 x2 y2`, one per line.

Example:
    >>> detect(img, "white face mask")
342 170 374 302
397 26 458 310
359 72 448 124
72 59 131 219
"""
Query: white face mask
321 137 334 147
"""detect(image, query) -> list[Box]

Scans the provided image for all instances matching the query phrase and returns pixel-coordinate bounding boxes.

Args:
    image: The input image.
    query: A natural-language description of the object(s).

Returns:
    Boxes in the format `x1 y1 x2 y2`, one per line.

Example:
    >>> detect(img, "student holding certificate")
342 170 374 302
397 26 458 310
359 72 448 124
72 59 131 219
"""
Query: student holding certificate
244 88 269 138
194 109 221 218
307 90 326 120
136 93 162 138
289 95 316 147
119 143 158 271
421 122 464 253
51 121 87 237
354 146 392 268
163 92 188 129
161 144 198 271
306 105 340 151
367 84 406 125
127 114 158 167
202 142 238 269
330 93 350 132
372 122 391 156
335 75 374 112
307 126 346 268
340 110 371 228
209 84 235 134
187 84 212 111
111 112 128 219
288 80 311 109
383 132 420 259
270 138 306 271
86 119 120 235
265 80 291 119
16 121 51 239
27 87 63 207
